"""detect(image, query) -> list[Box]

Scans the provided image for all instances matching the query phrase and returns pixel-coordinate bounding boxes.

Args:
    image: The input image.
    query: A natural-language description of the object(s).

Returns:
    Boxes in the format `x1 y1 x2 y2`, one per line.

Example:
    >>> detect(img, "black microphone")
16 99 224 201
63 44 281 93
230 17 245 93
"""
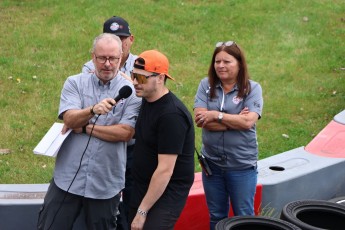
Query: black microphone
113 85 132 105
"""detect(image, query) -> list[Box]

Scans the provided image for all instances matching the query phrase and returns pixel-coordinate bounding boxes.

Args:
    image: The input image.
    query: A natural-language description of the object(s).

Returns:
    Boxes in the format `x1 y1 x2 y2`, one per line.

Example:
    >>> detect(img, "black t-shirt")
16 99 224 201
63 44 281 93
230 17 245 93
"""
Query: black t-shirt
130 92 195 210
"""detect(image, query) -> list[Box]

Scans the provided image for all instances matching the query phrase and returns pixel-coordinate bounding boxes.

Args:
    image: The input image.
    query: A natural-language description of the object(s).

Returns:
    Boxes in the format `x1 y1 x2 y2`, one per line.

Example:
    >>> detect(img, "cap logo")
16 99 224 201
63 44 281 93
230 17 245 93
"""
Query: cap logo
110 22 120 31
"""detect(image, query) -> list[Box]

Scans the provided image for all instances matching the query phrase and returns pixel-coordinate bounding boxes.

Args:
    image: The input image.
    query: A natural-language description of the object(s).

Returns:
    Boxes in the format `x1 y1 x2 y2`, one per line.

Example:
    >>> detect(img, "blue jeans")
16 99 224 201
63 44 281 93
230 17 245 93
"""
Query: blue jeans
202 160 257 230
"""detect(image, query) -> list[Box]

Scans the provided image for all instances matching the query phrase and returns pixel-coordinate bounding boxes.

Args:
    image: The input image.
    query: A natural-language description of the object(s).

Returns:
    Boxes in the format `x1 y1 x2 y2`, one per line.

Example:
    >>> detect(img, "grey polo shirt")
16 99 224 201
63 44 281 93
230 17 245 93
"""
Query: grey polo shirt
54 72 141 199
194 77 263 170
82 53 138 77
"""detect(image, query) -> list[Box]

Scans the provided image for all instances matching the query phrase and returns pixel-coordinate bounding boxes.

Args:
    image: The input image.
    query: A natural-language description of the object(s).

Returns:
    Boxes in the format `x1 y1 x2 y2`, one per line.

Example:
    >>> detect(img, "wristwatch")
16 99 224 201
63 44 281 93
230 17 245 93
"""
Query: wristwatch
218 112 223 123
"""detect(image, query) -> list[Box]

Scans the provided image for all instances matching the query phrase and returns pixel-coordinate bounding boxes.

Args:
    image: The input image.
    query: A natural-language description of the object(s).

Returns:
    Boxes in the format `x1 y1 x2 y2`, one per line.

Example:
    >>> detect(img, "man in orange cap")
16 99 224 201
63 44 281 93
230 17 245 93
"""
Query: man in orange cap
128 50 195 230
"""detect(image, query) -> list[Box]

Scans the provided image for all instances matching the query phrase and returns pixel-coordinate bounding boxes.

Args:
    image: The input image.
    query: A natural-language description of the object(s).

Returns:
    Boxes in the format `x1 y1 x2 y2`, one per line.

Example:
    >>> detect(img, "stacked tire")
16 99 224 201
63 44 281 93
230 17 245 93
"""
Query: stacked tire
215 216 301 230
280 200 345 230
328 196 345 206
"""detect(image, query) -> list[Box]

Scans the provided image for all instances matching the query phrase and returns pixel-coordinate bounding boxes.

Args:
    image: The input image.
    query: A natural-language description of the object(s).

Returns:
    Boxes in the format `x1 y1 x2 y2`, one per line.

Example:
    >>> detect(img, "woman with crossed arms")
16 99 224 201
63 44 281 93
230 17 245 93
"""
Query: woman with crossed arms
194 41 263 230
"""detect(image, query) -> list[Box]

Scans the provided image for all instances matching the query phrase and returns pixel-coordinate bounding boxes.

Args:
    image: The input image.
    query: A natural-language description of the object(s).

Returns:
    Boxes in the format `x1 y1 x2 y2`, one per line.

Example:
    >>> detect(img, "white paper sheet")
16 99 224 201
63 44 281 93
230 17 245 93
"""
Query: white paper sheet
33 123 71 157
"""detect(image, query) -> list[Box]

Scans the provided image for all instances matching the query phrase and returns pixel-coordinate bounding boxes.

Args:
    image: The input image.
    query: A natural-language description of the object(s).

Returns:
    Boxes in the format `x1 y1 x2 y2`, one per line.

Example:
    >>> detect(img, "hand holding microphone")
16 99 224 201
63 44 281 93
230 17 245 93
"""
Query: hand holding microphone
113 85 133 105
92 85 133 115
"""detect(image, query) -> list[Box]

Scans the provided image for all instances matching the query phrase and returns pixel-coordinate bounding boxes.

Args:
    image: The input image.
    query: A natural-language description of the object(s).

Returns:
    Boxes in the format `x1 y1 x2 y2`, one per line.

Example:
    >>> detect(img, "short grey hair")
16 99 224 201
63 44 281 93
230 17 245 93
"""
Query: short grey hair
91 33 122 54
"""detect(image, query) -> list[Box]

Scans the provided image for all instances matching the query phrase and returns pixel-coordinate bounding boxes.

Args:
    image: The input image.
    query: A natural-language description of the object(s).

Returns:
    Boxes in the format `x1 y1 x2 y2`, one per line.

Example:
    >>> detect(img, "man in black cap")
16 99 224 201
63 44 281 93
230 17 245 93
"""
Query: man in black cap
81 16 138 230
82 16 137 77
38 33 141 230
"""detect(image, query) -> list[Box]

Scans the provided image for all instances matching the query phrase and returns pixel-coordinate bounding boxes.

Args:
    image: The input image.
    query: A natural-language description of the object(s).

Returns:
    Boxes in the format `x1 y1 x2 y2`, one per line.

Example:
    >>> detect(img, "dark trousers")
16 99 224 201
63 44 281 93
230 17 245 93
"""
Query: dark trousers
37 180 121 230
116 144 134 230
128 205 181 230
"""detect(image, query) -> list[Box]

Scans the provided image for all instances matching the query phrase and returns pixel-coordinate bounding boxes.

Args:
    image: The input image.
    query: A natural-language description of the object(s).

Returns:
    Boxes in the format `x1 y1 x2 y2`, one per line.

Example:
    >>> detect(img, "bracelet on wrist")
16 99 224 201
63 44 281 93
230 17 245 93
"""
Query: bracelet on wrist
90 105 96 115
137 208 148 217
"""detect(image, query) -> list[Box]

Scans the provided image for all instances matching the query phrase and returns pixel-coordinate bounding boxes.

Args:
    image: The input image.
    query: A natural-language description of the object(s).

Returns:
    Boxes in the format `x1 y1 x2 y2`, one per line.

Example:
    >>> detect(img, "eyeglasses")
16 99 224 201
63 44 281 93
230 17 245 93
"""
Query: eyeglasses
215 41 236 48
131 72 159 84
94 55 120 64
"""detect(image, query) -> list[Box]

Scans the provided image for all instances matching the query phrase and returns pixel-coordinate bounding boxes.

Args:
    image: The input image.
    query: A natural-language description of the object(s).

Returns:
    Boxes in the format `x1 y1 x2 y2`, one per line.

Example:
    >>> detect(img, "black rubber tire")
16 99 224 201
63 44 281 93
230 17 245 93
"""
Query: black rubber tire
215 216 301 230
280 199 345 230
328 196 345 205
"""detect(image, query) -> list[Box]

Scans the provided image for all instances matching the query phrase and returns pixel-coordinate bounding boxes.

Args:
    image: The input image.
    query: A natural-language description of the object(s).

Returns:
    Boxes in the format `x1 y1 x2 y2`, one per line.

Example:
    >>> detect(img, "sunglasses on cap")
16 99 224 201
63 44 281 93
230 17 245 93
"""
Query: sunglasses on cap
215 41 236 47
131 72 159 84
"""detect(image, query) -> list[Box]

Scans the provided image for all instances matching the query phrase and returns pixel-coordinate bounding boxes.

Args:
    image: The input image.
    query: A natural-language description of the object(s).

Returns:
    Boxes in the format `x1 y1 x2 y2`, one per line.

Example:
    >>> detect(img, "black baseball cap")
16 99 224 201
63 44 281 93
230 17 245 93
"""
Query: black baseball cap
103 16 131 36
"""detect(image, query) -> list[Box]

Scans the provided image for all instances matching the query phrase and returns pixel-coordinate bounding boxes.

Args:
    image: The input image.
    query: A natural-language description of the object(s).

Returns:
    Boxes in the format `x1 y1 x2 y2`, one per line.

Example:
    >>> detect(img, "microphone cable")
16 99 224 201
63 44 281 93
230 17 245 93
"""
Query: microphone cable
45 114 100 230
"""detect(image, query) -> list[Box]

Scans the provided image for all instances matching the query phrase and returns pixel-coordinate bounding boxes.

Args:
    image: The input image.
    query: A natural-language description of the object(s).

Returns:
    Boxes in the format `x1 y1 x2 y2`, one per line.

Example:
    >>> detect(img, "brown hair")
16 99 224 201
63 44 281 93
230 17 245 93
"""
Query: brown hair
207 43 251 99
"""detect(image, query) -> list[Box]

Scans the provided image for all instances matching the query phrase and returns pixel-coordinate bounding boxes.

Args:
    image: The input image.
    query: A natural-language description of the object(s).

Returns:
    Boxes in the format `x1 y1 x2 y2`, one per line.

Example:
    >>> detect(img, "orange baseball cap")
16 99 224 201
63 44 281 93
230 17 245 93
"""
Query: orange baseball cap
134 50 175 81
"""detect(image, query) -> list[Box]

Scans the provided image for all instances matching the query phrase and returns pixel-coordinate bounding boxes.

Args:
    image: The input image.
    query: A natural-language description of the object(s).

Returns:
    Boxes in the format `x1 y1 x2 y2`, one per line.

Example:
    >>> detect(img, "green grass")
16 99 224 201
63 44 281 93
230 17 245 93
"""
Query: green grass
0 0 344 183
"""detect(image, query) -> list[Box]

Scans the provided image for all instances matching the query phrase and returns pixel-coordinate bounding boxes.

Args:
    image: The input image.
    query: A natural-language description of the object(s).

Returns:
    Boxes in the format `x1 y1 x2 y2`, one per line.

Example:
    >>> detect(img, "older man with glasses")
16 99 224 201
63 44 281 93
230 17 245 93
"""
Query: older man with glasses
82 16 138 230
37 33 141 230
